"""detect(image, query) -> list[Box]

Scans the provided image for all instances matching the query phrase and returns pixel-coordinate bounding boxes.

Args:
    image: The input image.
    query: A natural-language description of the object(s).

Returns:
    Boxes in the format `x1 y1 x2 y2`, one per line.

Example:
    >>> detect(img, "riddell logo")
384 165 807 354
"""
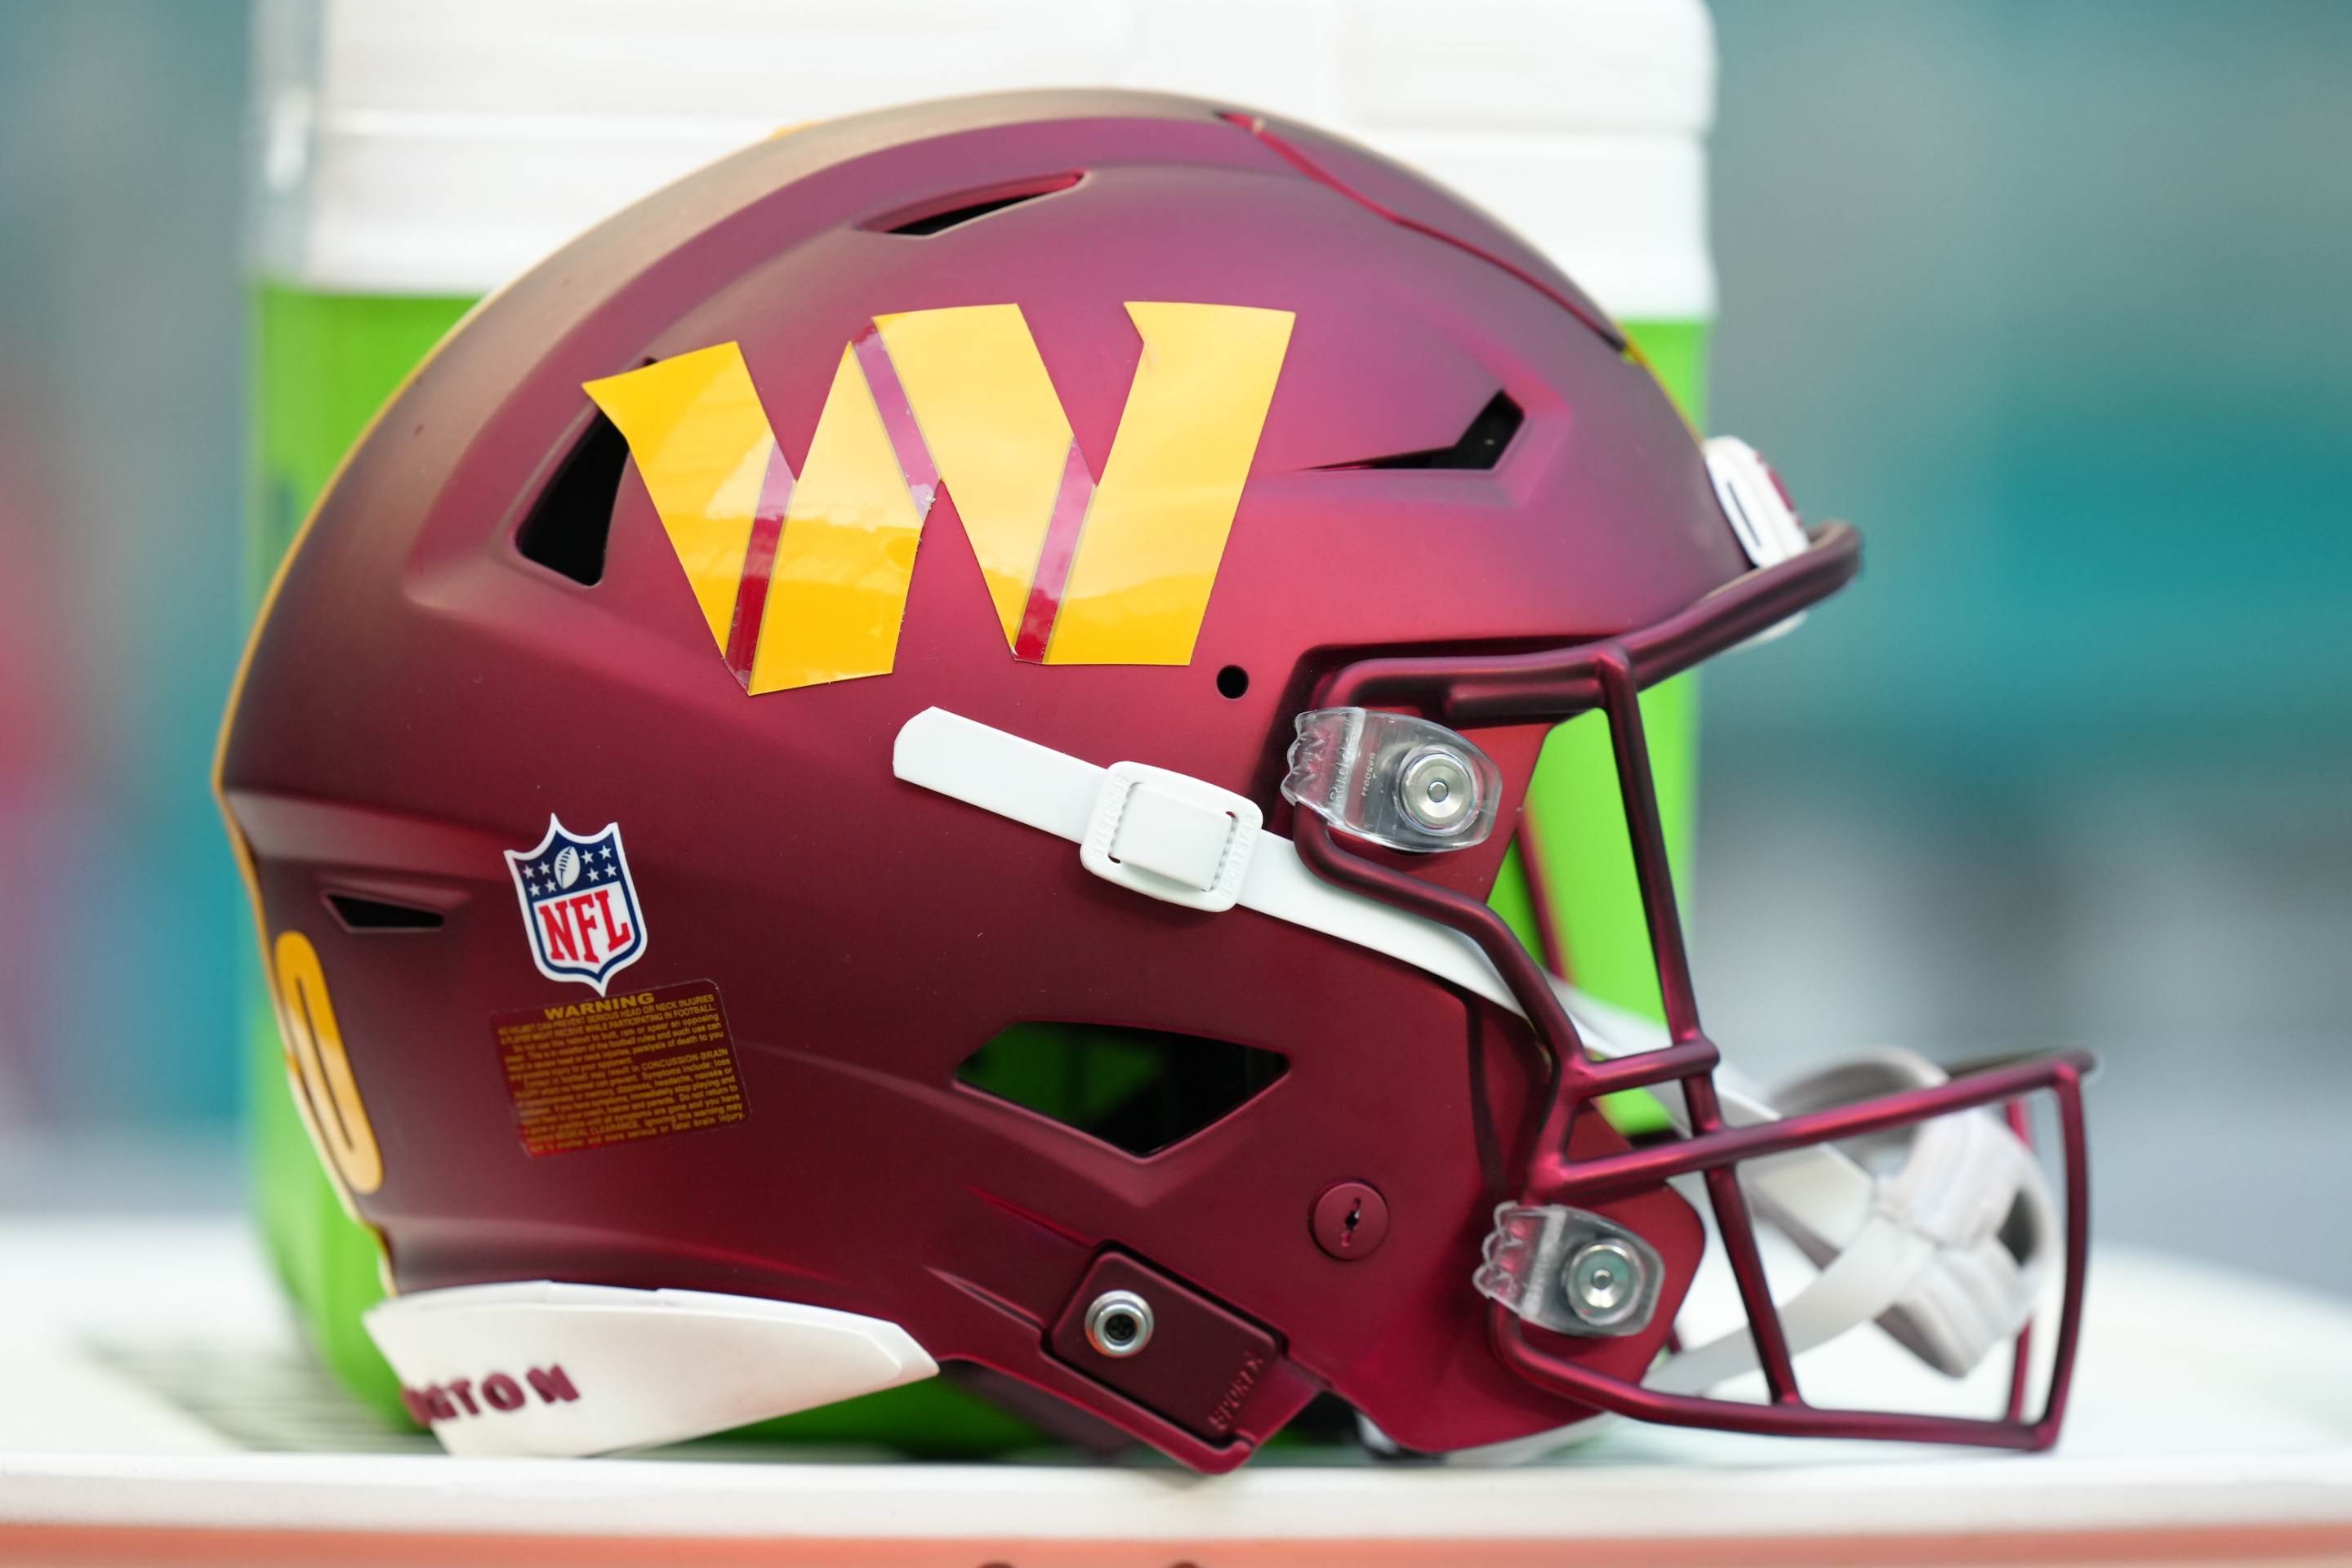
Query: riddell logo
1204 1350 1266 1436
585 302 1294 693
401 1362 579 1427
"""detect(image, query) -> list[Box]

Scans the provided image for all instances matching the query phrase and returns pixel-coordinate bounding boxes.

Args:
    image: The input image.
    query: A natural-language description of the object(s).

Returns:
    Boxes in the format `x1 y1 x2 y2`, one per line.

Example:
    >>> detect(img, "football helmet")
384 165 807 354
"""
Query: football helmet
218 90 2089 1470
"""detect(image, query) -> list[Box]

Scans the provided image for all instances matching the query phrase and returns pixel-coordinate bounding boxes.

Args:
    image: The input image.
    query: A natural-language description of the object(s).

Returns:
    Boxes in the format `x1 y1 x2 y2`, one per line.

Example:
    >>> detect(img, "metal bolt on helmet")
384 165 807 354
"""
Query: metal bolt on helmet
1085 1291 1156 1359
219 88 2090 1471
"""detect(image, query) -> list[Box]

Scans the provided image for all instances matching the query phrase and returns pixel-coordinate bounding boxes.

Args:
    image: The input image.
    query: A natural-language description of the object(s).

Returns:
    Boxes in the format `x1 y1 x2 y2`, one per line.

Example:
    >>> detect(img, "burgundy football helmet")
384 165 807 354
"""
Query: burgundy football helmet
219 90 2089 1470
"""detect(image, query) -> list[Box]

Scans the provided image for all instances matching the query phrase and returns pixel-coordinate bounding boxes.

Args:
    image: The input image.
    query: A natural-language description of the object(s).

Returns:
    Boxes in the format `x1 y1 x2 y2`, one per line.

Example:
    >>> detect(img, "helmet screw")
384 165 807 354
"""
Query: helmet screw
1563 1237 1646 1330
1083 1290 1155 1357
1310 1179 1390 1260
1397 746 1477 835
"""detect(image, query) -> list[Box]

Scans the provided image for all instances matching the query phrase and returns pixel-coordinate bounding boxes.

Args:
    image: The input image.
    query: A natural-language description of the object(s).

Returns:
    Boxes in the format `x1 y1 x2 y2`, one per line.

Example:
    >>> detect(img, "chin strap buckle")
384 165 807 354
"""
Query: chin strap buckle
1080 761 1261 911
891 706 1513 1000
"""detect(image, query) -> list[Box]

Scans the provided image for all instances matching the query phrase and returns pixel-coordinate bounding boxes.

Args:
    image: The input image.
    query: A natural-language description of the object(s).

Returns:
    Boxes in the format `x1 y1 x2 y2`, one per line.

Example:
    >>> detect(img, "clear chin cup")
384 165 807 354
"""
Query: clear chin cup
1282 709 1503 853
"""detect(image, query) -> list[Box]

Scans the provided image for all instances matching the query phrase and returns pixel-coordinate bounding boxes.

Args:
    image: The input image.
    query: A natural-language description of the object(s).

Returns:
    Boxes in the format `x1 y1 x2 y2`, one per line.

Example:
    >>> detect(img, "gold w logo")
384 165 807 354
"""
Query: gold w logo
585 303 1294 693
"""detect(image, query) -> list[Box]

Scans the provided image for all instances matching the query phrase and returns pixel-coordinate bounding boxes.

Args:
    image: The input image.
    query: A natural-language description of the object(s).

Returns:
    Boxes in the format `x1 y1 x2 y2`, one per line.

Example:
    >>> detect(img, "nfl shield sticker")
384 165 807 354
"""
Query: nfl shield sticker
505 817 648 995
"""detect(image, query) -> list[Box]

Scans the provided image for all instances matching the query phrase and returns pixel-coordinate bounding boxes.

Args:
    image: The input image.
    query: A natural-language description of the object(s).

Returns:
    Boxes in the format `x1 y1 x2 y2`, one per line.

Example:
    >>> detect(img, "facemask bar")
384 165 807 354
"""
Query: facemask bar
1292 522 2091 1450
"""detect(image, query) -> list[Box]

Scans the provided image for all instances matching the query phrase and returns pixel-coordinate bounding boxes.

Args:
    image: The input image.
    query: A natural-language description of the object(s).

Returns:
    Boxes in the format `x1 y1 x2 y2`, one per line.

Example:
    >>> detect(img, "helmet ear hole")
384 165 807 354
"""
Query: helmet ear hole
1216 664 1250 699
515 408 629 586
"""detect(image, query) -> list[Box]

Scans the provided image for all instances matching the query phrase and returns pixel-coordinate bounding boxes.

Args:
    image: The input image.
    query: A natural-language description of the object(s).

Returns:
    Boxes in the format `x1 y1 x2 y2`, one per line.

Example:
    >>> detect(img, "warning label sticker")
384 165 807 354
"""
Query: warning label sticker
492 980 746 1156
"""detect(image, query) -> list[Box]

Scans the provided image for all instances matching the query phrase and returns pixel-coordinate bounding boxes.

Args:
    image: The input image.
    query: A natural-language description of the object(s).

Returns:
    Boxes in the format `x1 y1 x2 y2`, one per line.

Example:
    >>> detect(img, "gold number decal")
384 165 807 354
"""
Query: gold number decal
272 930 385 1195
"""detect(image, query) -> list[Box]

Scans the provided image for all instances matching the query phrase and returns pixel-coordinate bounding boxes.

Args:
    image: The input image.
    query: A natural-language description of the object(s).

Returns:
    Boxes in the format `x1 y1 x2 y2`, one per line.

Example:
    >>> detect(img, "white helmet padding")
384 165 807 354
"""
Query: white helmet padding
1754 1049 2056 1379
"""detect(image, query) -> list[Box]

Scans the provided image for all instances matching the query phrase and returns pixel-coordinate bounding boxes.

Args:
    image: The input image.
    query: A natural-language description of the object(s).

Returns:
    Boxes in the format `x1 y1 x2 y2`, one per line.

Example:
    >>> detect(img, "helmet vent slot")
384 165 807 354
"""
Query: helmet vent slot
871 172 1085 236
1321 390 1523 471
324 893 446 932
515 408 629 586
956 1021 1285 1157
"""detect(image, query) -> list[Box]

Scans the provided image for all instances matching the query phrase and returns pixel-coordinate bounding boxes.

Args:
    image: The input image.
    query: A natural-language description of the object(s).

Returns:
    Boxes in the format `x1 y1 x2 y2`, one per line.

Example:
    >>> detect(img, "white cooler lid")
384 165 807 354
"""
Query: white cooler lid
253 0 1716 318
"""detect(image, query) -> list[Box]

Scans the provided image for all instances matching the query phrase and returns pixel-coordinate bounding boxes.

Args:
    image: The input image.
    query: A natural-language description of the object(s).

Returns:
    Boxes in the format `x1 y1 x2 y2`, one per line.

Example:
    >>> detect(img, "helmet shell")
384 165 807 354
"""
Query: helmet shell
223 90 1743 1464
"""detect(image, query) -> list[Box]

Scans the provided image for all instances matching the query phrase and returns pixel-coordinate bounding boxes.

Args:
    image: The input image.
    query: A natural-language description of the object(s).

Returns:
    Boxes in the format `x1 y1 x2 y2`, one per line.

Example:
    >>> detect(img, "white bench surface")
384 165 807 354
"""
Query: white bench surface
4 1216 2350 1564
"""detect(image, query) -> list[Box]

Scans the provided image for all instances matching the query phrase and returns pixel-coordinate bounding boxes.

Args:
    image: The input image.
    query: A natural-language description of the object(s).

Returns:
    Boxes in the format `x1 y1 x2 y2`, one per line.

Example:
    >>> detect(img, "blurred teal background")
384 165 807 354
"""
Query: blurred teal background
0 2 248 1155
1695 1 2352 1294
0 2 2345 1280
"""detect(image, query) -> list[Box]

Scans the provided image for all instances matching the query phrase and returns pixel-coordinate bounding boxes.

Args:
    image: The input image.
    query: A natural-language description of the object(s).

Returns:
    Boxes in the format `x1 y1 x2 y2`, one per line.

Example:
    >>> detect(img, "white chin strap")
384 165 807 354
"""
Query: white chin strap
893 706 1526 1010
899 707 2056 1399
